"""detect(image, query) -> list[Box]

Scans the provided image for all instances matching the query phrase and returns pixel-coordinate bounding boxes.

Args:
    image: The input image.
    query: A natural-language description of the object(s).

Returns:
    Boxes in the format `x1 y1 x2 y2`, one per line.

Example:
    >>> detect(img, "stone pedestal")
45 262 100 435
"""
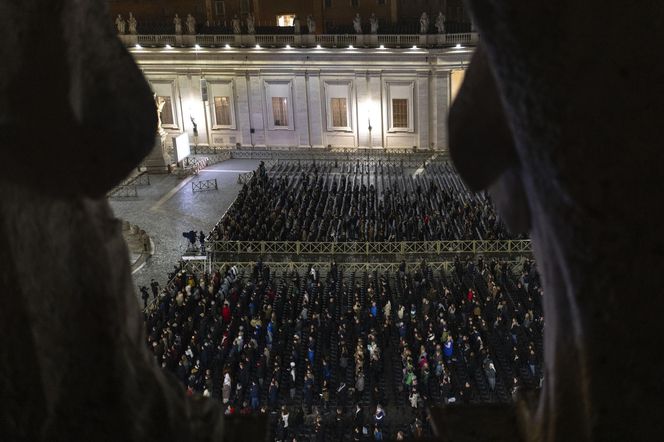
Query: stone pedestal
143 133 171 173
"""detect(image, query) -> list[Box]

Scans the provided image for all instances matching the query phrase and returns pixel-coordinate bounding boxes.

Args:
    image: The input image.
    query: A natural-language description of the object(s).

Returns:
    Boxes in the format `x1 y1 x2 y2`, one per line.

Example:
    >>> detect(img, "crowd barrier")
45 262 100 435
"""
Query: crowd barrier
208 239 532 259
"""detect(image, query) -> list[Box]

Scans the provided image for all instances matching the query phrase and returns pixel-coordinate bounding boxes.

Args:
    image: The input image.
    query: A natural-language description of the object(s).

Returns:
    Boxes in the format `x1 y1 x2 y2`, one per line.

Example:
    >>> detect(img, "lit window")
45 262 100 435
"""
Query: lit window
272 97 289 126
158 96 174 125
277 14 295 26
392 98 408 128
214 96 232 126
330 98 348 127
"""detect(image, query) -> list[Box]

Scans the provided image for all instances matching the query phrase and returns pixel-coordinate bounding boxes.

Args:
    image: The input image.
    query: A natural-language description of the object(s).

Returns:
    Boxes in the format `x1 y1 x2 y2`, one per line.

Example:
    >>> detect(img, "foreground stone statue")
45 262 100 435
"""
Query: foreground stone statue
0 1 223 440
449 1 664 441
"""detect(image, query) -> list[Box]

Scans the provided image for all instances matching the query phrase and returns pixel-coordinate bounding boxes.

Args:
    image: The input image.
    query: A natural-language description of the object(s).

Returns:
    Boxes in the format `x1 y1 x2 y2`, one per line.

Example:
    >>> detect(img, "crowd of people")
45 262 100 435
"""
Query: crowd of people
145 257 543 440
209 161 518 243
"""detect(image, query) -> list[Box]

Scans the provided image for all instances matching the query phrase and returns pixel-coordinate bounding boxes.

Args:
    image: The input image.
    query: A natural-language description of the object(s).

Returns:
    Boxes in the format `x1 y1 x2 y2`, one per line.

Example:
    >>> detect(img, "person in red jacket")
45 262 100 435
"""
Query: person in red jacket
221 301 232 324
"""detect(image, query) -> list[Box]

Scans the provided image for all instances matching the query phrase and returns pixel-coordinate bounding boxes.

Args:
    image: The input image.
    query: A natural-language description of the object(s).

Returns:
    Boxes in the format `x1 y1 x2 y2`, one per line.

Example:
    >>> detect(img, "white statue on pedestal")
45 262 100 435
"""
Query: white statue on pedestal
186 14 196 35
174 14 182 35
128 12 137 35
353 13 362 34
435 12 446 34
232 15 241 34
370 13 379 34
307 15 316 33
419 12 429 34
293 15 301 34
115 14 126 34
154 95 167 138
246 13 255 34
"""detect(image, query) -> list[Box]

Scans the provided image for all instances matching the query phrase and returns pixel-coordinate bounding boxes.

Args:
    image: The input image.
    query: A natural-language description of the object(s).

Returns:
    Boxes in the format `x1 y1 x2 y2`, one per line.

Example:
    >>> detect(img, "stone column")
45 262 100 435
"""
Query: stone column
367 71 384 148
433 70 450 151
417 71 430 150
293 72 310 147
248 72 266 147
235 75 252 147
306 71 324 148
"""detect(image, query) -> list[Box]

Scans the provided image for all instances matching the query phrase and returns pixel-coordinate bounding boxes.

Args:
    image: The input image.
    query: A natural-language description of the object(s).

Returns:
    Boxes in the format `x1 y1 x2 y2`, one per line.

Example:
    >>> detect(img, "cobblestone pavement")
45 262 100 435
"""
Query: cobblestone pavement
109 159 259 294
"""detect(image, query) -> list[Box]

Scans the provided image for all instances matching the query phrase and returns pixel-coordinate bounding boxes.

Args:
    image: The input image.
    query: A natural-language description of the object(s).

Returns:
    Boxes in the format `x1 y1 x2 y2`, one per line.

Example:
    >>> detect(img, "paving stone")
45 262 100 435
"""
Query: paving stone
109 159 260 294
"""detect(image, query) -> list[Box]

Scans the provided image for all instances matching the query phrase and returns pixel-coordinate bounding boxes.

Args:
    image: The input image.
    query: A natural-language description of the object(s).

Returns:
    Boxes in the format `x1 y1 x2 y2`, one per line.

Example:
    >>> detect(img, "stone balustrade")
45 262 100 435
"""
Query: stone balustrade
119 32 479 49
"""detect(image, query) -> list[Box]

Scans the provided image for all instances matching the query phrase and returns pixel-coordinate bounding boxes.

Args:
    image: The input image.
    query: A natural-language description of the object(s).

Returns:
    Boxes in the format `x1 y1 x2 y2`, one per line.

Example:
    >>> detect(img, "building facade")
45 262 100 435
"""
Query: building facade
132 45 471 150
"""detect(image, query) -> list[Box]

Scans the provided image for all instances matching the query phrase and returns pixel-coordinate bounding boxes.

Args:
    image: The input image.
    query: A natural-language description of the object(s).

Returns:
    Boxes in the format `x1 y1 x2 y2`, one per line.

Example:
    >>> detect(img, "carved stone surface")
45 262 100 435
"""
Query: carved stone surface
449 2 664 440
353 13 362 34
0 0 223 440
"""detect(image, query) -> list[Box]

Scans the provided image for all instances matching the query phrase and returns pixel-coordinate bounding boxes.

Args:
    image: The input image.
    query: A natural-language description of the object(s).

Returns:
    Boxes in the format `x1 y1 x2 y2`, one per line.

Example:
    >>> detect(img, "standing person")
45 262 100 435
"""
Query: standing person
289 362 297 400
373 425 384 440
483 357 497 391
353 403 364 431
250 381 260 411
373 404 385 428
150 279 159 299
355 371 365 402
334 407 345 441
280 406 290 441
140 286 149 309
222 372 232 405
269 378 279 409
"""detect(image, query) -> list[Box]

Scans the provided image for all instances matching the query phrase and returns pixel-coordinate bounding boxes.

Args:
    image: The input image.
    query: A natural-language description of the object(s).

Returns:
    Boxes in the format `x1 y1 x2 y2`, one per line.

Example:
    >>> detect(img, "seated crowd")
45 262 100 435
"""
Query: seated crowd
145 258 543 441
209 161 518 242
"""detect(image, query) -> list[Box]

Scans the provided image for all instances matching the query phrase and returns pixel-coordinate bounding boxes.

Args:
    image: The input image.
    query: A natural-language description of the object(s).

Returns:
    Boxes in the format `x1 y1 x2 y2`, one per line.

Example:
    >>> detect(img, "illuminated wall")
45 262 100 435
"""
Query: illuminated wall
450 68 466 103
133 46 473 150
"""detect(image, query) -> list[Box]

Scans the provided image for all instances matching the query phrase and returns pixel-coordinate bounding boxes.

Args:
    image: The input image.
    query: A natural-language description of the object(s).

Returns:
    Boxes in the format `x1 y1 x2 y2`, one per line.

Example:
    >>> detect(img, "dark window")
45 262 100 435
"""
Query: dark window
378 0 386 4
215 1 225 17
351 0 359 7
392 99 408 128
325 0 332 7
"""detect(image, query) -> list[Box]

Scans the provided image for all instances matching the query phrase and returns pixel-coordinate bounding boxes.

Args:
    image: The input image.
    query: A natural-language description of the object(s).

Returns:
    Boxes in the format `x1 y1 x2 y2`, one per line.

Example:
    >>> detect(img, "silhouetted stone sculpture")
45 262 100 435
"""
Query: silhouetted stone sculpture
186 14 196 35
353 13 362 34
370 13 379 34
307 15 316 34
449 2 664 441
232 15 241 34
115 14 126 34
128 11 137 35
174 14 182 35
0 1 224 440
